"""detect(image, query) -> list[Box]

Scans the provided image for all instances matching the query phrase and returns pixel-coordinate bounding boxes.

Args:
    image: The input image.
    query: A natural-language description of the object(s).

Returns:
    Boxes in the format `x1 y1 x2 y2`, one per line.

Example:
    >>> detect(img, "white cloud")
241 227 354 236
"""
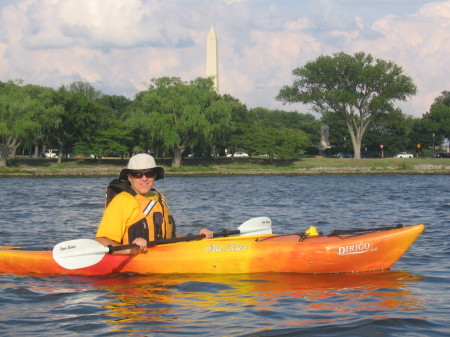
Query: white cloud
0 0 448 117
359 1 450 115
285 18 311 31
11 0 195 50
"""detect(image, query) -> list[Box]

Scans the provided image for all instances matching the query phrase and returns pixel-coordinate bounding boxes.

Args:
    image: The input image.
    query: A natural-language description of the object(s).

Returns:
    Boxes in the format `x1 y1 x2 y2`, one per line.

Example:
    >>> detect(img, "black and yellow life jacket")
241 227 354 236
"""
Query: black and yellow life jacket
105 179 176 242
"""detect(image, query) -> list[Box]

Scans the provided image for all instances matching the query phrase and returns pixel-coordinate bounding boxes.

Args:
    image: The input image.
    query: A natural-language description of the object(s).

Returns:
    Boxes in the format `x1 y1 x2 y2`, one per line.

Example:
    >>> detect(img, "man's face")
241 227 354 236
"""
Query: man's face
128 170 157 196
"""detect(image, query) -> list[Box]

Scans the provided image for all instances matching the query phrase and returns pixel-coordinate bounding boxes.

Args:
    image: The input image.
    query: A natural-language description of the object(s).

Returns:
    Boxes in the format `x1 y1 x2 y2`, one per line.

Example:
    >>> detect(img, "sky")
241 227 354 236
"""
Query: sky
0 0 449 118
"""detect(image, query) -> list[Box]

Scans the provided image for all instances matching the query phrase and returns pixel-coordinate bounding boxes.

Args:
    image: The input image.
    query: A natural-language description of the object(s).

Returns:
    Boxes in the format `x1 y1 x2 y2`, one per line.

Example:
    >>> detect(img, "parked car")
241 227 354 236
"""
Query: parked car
432 152 450 158
360 151 380 158
227 152 249 157
394 152 414 158
335 152 353 158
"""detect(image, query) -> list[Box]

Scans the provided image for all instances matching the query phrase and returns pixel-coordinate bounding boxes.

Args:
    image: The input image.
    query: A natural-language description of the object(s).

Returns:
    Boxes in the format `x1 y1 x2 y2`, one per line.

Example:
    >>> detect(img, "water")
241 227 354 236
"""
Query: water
0 175 449 336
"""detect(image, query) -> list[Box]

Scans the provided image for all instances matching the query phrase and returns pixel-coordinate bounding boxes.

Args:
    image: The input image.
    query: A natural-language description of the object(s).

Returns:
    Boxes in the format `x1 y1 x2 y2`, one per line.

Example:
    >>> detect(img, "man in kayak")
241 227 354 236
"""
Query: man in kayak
96 153 213 254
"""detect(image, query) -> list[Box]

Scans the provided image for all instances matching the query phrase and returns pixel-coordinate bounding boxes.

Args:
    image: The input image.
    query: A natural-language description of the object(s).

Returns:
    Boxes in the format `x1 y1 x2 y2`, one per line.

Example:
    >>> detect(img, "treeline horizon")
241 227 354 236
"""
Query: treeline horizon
1 74 448 168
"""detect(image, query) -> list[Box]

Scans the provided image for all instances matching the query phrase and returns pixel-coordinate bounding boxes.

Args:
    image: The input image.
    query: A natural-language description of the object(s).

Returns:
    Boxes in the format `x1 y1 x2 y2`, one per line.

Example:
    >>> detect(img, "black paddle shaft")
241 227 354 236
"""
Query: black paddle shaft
108 229 241 254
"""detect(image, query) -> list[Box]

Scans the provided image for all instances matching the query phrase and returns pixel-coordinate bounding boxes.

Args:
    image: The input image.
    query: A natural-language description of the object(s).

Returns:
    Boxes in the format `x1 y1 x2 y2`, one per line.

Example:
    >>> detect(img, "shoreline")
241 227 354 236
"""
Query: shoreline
1 164 449 178
1 156 449 178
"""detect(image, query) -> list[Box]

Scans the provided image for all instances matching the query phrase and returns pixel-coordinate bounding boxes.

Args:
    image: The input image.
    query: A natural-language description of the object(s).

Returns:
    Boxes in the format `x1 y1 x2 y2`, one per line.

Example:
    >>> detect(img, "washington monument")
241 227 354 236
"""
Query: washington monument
206 26 219 93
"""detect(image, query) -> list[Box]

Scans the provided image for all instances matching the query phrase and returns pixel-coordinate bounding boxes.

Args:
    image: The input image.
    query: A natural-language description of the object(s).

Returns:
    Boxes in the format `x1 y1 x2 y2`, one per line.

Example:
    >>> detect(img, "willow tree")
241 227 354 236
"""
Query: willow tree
127 77 232 167
0 81 43 166
276 52 417 159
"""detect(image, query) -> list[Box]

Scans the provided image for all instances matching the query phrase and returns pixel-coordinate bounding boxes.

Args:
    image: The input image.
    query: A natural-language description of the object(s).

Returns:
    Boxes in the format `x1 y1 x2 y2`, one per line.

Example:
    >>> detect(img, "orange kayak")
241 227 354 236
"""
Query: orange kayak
0 224 424 276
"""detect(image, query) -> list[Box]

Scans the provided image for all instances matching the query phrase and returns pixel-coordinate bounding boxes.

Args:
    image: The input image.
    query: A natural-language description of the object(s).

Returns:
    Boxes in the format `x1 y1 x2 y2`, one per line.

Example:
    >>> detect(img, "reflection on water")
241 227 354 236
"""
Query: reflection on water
76 271 425 335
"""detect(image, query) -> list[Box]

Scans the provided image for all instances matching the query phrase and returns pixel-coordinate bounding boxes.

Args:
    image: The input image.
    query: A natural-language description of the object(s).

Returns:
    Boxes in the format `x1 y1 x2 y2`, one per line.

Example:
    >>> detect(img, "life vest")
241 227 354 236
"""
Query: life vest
105 179 176 243
105 179 136 208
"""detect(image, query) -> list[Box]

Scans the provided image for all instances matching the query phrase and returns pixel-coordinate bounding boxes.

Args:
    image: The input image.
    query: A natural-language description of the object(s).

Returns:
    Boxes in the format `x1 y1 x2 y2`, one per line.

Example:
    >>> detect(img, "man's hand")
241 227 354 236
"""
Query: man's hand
96 236 147 254
132 237 148 252
199 228 213 239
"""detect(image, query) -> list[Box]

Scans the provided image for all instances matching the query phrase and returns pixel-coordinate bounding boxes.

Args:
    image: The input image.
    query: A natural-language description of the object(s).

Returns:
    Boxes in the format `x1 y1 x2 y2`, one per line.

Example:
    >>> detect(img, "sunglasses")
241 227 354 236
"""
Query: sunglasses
129 170 157 179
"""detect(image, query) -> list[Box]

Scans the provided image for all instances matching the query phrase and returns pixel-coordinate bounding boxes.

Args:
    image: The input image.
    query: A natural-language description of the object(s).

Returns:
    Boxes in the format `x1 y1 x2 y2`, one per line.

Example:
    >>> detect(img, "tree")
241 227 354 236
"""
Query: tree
98 94 132 118
53 84 105 163
246 107 312 159
73 119 132 162
21 84 64 157
127 77 232 168
245 123 309 161
0 81 43 166
363 109 415 155
428 104 450 143
66 81 103 101
224 106 313 159
276 52 417 159
223 95 254 156
410 117 436 152
429 91 450 142
433 90 450 107
411 91 450 152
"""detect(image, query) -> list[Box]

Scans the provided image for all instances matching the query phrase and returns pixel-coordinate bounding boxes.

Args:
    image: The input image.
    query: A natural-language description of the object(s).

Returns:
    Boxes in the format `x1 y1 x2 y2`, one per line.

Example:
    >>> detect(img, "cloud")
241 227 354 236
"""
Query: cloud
356 1 450 115
9 0 195 50
0 0 449 118
227 0 450 116
0 0 202 93
285 17 312 31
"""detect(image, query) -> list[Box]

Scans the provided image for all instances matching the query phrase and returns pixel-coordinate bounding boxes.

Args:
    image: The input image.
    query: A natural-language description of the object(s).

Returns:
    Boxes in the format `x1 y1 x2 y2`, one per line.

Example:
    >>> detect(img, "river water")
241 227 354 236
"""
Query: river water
0 175 449 336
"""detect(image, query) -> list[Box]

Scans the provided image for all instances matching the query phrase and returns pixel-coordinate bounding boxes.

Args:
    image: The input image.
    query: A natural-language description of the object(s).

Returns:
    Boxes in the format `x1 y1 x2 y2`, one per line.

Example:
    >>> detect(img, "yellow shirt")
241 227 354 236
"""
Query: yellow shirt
95 192 174 244
96 191 158 243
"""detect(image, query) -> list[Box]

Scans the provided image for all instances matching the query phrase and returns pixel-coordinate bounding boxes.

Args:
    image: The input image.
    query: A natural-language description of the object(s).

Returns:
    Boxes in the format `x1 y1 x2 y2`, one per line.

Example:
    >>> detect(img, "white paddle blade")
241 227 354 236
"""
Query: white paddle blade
238 217 272 235
53 239 109 270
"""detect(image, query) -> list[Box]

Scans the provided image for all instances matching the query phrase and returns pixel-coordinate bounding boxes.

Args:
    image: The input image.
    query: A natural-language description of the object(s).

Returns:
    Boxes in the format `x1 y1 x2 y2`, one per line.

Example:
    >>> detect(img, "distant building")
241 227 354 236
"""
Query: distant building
206 26 219 93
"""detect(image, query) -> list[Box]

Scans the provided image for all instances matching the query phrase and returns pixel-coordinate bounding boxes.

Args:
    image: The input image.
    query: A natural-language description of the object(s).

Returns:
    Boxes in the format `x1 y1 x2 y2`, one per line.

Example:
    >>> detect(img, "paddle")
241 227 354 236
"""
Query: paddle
53 216 272 270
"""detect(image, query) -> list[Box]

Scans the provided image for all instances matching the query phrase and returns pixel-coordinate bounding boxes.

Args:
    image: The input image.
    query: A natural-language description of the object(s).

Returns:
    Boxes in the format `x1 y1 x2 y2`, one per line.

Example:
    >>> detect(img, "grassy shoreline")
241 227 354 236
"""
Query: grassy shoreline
1 156 449 177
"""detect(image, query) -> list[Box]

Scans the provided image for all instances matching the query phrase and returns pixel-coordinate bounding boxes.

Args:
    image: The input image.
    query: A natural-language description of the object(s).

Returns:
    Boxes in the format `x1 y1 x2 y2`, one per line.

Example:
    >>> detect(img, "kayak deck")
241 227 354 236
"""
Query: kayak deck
0 224 424 276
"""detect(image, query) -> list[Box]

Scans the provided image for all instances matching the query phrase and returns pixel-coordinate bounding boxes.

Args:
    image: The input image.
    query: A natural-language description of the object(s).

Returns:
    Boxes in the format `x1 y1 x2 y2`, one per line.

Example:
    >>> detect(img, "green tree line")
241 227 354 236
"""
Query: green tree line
1 52 449 168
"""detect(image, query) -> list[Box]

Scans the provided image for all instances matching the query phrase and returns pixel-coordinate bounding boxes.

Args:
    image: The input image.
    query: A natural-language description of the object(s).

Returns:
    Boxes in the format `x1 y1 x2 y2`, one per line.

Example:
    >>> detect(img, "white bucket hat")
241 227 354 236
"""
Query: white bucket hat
119 153 165 181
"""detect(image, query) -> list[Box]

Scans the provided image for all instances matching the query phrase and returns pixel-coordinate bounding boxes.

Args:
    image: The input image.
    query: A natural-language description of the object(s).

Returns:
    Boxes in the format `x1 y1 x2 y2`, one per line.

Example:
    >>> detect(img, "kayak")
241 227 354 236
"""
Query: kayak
0 223 424 276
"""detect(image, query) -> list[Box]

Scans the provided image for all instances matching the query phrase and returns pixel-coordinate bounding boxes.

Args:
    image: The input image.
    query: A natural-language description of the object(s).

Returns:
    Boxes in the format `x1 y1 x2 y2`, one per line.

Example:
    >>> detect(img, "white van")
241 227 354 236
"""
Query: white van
45 149 58 158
